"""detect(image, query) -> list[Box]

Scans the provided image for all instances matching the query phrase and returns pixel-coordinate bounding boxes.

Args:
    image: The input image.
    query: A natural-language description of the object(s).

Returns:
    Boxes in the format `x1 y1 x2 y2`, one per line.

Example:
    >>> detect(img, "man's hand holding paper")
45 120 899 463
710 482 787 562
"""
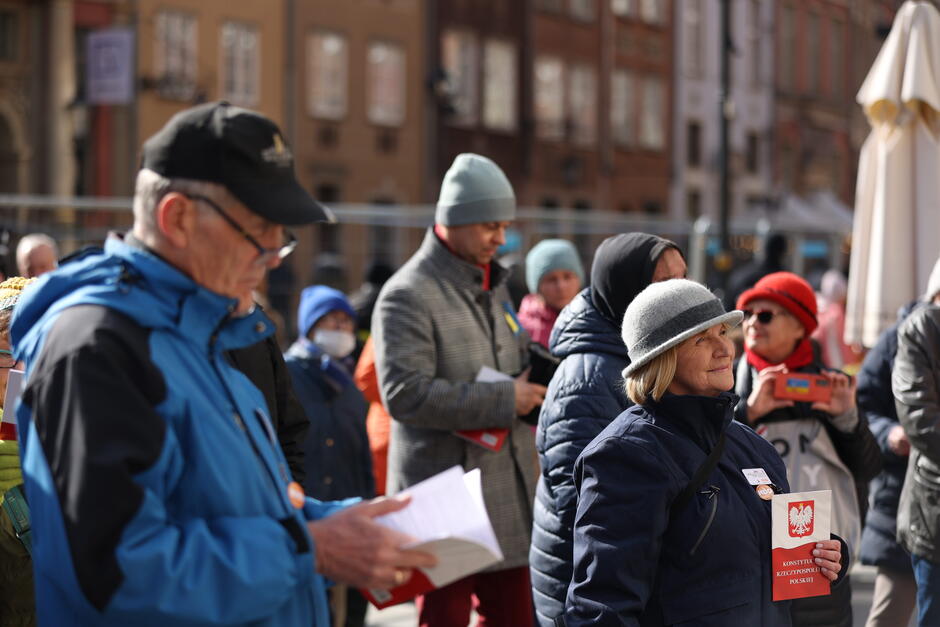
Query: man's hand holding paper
307 495 437 590
360 466 504 608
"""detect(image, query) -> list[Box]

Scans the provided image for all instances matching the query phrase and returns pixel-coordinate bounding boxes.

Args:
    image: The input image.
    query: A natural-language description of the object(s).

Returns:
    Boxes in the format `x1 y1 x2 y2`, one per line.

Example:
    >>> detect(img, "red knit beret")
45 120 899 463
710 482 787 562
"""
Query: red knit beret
736 271 818 334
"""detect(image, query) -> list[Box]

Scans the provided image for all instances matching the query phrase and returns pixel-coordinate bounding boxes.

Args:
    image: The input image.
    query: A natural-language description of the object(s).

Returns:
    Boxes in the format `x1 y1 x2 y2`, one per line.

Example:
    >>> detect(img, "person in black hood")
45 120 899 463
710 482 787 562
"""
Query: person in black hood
529 232 686 627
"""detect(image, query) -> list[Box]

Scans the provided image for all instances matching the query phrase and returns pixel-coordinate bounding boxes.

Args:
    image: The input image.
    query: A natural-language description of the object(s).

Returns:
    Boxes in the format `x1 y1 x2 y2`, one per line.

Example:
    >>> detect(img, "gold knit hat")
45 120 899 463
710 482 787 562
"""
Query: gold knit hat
0 277 36 312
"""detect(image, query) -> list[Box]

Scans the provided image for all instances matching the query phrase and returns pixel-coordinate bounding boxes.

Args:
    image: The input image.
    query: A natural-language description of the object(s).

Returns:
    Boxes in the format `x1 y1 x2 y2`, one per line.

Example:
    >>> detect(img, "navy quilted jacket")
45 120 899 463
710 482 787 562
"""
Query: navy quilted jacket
530 289 631 626
858 301 919 571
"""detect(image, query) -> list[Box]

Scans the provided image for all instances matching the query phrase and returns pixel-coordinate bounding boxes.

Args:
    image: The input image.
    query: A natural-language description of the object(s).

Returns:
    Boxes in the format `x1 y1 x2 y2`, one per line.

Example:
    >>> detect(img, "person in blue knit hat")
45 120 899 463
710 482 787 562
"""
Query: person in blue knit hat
518 239 584 347
284 285 375 627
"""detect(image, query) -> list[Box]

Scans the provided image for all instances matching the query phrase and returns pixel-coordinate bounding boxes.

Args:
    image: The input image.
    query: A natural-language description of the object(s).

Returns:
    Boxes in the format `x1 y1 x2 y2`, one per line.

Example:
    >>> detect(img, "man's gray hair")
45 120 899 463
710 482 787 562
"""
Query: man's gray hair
16 233 58 269
133 168 235 236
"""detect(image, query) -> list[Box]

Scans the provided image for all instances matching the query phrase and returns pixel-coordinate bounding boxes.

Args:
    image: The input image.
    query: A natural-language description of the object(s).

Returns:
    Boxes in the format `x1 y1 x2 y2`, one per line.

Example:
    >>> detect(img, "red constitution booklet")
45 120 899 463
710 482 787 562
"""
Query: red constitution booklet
454 428 508 451
771 490 832 601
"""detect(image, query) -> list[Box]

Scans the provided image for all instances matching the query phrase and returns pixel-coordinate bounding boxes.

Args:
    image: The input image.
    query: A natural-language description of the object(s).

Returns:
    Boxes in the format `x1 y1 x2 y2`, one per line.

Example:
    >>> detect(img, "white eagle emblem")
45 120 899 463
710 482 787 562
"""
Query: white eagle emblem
788 502 814 537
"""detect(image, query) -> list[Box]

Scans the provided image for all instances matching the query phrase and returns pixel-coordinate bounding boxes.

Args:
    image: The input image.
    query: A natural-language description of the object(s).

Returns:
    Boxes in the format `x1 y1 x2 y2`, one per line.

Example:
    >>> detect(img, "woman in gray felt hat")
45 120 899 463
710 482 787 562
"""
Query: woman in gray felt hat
564 279 845 627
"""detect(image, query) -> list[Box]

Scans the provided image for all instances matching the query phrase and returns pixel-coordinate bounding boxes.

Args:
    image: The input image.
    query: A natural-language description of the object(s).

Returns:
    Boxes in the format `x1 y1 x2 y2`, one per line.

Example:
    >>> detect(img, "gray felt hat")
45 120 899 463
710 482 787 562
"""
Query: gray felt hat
435 153 516 226
621 279 743 378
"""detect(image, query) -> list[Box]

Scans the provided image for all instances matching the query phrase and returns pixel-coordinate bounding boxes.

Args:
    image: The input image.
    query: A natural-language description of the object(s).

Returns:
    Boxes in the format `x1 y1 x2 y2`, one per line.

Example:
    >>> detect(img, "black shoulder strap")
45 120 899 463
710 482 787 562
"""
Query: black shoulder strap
669 430 727 524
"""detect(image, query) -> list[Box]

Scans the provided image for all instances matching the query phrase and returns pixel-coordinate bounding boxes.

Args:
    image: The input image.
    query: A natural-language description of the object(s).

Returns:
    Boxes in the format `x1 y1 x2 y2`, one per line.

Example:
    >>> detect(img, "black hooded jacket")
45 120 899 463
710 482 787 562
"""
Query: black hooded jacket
530 233 681 627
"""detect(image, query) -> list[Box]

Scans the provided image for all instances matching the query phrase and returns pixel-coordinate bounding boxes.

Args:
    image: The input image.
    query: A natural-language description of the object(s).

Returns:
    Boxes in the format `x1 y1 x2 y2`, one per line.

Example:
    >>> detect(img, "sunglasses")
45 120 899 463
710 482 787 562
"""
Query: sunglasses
0 349 14 369
742 309 777 324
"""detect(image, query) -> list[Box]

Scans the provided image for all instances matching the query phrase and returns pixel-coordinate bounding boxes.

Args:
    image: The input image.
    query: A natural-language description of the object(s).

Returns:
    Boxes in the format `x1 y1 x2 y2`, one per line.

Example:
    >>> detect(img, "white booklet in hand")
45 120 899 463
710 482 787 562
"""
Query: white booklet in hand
362 466 504 608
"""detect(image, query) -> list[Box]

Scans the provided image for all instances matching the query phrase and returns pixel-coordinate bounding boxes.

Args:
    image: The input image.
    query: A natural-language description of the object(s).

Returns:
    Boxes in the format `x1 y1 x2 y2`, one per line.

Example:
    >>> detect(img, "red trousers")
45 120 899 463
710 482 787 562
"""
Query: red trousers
416 566 534 627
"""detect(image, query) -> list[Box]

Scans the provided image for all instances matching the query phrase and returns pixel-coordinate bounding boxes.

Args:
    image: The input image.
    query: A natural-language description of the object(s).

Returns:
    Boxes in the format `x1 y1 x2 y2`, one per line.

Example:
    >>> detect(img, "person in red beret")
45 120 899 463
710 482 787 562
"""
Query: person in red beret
733 271 881 627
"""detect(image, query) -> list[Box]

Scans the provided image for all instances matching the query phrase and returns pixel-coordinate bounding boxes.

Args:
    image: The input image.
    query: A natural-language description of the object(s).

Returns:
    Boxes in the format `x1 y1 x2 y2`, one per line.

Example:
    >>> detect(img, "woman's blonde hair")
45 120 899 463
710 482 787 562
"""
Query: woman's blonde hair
625 345 678 405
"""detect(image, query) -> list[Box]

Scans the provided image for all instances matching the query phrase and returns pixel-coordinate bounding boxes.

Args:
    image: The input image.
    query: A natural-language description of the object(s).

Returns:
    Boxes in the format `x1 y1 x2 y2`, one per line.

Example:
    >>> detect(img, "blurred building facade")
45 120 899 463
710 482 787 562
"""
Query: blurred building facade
431 0 674 215
0 0 913 299
773 0 855 204
431 0 526 197
670 0 775 222
134 0 286 143
292 0 426 297
0 1 41 197
527 0 673 216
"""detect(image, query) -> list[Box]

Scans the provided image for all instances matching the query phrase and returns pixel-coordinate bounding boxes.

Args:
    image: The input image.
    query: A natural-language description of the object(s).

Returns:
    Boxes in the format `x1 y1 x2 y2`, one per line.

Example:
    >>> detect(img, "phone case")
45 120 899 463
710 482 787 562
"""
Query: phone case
773 373 832 403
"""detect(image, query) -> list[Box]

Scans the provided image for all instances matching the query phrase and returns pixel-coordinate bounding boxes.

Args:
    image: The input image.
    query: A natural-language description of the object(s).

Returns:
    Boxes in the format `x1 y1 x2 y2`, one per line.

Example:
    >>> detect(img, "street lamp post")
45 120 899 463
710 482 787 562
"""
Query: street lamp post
716 0 733 289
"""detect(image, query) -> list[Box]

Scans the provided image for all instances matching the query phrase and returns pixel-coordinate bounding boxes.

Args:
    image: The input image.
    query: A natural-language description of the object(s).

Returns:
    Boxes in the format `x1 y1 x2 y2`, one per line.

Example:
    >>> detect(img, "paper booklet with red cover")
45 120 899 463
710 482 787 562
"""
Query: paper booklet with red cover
771 489 832 601
361 466 503 609
0 369 24 441
454 366 512 452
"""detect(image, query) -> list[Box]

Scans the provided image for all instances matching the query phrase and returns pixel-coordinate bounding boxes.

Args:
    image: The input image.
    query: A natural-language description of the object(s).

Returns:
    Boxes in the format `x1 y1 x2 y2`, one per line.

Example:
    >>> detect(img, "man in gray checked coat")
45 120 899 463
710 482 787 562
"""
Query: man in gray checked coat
373 153 546 626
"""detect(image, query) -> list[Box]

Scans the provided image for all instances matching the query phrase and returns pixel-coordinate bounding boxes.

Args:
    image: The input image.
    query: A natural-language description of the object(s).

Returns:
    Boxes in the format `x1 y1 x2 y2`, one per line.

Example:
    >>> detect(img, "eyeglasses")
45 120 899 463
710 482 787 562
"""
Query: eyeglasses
742 309 777 325
0 349 15 369
183 194 297 264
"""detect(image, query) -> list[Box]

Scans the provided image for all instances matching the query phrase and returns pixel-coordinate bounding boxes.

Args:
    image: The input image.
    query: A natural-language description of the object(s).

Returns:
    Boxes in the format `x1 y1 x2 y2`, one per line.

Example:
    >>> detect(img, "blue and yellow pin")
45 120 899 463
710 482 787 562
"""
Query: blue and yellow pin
502 302 522 336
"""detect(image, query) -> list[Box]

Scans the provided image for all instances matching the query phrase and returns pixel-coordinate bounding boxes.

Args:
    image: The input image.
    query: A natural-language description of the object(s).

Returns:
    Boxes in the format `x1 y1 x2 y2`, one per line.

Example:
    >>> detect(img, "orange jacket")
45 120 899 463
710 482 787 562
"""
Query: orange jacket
353 337 390 495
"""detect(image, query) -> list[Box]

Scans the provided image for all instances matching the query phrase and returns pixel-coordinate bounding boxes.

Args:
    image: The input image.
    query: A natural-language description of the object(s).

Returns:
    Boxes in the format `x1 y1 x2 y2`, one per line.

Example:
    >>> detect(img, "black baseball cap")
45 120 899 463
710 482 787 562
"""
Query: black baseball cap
140 101 335 226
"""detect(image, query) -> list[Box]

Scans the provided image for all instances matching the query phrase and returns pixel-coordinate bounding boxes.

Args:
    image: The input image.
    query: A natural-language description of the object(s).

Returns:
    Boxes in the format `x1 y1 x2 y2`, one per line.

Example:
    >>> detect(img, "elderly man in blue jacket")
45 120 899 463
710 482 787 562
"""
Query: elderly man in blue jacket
10 102 433 626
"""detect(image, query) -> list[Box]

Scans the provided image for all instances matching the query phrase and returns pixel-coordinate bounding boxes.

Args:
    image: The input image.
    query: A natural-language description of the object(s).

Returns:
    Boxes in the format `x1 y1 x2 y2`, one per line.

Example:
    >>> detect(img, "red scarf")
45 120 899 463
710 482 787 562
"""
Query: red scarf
745 337 815 372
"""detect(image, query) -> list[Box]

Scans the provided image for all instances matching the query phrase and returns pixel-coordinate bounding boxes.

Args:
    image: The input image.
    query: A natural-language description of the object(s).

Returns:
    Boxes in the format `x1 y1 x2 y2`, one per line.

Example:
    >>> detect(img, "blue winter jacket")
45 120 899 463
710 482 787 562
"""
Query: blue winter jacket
10 237 350 627
530 289 632 626
566 392 793 627
284 340 375 502
858 301 919 572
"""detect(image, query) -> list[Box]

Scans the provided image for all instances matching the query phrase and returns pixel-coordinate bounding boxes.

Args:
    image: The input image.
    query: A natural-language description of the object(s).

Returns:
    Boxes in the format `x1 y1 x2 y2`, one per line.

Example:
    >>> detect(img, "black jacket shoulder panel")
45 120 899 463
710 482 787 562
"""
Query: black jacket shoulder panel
23 304 168 610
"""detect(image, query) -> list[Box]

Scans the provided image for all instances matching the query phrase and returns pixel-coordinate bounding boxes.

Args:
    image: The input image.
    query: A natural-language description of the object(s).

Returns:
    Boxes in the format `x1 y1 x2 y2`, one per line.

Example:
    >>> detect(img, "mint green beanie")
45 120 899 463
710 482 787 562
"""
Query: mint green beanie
525 239 585 294
435 153 516 226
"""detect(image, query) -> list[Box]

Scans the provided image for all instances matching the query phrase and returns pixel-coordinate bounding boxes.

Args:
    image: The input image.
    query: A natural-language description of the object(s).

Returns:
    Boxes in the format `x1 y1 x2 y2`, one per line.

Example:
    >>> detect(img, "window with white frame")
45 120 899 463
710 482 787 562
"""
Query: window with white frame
639 76 665 150
683 1 704 77
367 41 406 126
307 31 348 120
221 22 259 107
640 0 666 25
441 30 479 126
483 40 517 132
611 69 635 146
611 0 634 17
155 10 197 100
570 0 596 22
569 64 597 146
534 56 564 141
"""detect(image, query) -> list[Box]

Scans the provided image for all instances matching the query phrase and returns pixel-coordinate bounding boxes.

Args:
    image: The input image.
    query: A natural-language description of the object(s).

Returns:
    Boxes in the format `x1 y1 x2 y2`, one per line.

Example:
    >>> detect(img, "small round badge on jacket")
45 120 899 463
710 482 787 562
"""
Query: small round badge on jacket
755 484 774 500
288 481 305 509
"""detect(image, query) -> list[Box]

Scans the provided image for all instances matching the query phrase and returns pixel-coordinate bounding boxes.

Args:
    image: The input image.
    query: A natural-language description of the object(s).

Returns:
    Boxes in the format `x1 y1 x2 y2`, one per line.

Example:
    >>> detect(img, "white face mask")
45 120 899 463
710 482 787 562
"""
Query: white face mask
313 329 356 359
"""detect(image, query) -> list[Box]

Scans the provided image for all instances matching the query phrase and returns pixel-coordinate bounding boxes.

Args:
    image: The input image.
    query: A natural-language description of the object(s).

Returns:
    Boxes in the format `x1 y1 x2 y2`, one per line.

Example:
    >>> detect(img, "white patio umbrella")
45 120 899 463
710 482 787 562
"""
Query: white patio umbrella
845 0 940 347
